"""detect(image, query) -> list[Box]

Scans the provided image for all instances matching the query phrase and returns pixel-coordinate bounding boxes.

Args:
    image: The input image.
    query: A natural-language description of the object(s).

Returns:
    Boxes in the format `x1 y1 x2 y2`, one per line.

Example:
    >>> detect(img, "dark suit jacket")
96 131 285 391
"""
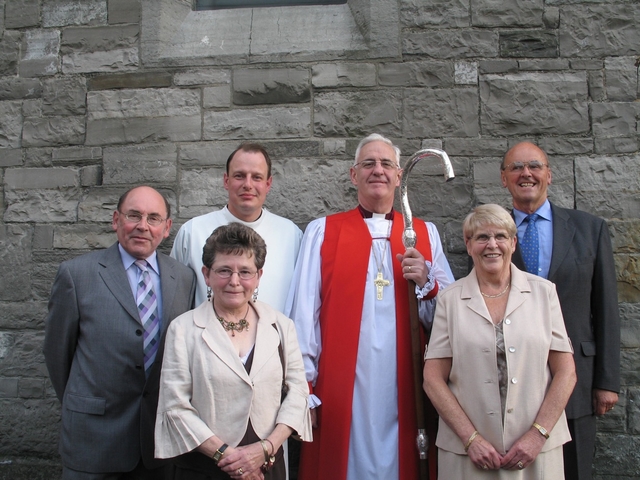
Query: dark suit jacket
511 203 620 419
44 242 196 473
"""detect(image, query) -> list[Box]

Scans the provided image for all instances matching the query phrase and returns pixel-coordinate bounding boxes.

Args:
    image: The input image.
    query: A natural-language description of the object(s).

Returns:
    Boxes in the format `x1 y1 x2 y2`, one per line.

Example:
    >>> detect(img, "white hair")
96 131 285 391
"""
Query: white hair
354 133 401 167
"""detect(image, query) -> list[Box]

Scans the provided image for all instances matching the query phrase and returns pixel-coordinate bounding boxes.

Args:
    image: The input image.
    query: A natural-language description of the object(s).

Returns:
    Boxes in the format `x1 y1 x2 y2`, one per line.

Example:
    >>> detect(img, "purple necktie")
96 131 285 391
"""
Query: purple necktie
521 214 540 275
135 260 160 374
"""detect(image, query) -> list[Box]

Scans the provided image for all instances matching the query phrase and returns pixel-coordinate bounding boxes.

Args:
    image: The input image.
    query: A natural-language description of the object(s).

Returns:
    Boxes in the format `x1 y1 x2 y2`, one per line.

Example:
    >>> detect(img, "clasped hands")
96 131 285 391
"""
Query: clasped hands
217 443 266 480
466 429 546 471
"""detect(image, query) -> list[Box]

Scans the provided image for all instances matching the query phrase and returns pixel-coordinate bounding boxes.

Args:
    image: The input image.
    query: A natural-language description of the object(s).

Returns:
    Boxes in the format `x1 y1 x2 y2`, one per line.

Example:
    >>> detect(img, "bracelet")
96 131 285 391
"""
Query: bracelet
211 443 228 464
264 438 275 456
259 440 270 464
259 439 276 472
464 431 479 452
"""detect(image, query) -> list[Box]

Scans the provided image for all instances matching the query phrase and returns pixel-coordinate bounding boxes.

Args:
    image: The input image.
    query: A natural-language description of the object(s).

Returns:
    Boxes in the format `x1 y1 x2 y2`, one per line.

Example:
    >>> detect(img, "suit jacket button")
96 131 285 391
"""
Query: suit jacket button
135 329 143 336
135 364 142 370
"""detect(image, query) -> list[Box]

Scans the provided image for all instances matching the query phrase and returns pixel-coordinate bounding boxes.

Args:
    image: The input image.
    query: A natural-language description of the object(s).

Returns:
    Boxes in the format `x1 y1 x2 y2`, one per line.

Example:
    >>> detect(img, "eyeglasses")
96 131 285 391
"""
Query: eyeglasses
354 159 399 170
212 268 258 280
120 211 166 226
502 160 548 173
471 233 512 244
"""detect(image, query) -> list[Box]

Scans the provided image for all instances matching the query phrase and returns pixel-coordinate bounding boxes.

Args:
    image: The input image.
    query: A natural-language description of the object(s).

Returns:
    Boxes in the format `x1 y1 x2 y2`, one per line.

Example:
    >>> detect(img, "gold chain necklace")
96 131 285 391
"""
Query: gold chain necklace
480 282 511 298
370 218 393 301
213 304 250 336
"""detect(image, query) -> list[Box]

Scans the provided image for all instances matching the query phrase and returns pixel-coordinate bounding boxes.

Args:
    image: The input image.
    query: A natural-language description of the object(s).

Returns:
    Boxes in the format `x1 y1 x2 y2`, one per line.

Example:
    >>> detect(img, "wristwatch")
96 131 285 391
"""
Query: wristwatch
212 443 228 464
532 422 549 439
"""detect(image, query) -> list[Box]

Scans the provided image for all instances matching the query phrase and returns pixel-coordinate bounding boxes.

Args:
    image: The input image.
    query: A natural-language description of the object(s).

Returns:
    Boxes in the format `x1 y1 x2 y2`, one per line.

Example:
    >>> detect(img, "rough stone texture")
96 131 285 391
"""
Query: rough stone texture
499 30 557 58
233 67 310 105
203 86 231 109
312 63 376 88
480 72 589 135
471 0 543 27
0 226 32 302
53 225 113 250
404 88 479 138
400 0 469 29
42 0 107 28
102 143 177 184
0 100 23 148
314 91 402 138
205 106 310 140
559 4 640 58
19 30 61 78
42 76 87 115
403 30 499 58
22 116 85 147
455 62 477 85
4 0 40 29
0 30 21 76
605 56 638 102
378 61 453 87
0 149 23 167
0 78 42 101
88 72 172 90
52 146 102 165
108 0 141 25
173 69 230 86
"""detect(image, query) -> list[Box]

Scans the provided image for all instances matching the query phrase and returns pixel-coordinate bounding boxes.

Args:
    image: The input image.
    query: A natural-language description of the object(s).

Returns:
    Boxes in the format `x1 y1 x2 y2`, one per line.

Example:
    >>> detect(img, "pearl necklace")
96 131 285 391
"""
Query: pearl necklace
480 282 511 298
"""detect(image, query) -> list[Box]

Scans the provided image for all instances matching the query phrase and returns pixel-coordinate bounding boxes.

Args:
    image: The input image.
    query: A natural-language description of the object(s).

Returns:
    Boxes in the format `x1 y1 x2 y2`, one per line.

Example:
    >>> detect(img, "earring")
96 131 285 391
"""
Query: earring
252 287 259 303
207 287 212 301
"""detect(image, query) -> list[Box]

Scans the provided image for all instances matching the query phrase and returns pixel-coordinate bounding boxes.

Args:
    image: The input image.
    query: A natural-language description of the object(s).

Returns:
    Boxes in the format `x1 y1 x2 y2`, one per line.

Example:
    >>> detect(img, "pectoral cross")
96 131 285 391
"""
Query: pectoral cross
373 271 390 300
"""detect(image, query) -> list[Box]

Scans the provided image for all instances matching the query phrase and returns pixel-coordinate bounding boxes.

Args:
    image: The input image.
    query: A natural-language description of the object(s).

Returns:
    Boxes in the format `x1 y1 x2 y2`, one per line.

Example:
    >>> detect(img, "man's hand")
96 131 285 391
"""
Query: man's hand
396 248 428 288
593 389 618 416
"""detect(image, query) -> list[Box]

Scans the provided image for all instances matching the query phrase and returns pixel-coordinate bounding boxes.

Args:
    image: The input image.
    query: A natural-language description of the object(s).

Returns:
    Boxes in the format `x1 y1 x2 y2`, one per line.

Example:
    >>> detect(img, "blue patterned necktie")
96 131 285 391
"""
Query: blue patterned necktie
135 260 160 375
521 214 540 275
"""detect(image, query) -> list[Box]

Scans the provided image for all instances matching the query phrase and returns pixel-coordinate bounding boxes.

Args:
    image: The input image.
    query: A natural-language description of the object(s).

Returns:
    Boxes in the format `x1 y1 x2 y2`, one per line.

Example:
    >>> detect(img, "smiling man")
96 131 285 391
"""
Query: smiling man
44 186 196 480
501 142 620 480
171 143 302 311
285 133 454 480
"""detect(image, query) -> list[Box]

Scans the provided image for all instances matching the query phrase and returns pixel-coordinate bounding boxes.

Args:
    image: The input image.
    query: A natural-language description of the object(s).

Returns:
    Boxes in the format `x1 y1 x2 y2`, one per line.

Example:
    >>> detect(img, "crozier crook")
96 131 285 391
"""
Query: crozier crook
400 148 454 479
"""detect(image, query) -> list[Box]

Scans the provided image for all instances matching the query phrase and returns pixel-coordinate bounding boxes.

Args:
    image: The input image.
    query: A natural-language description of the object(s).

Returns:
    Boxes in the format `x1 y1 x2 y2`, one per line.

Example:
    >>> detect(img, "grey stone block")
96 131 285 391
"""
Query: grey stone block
400 0 469 29
24 147 53 167
52 146 102 165
179 141 236 167
0 30 21 76
537 137 593 155
4 167 77 189
77 186 130 223
19 29 61 77
22 116 85 147
542 6 559 29
595 137 638 155
33 225 54 250
0 78 42 101
80 165 102 186
559 4 640 57
472 0 543 27
403 88 479 138
18 378 45 399
0 100 24 148
42 76 87 115
23 98 43 118
4 188 81 223
455 62 477 85
203 86 231 109
605 56 638 102
87 115 202 145
480 72 588 136
588 71 606 102
233 67 310 105
62 47 139 74
518 59 570 71
575 155 640 219
0 300 48 330
205 106 311 140
570 59 603 70
103 143 177 184
42 0 107 27
0 397 61 456
0 149 23 167
378 61 454 87
499 30 557 58
619 302 640 349
444 138 508 156
615 253 640 304
261 140 321 159
108 0 141 24
174 69 231 86
610 219 640 255
591 103 638 138
312 63 376 88
0 377 19 398
323 139 346 156
89 72 173 90
5 0 40 28
314 91 401 138
404 30 499 58
177 168 226 215
0 226 32 301
53 224 113 249
478 60 518 74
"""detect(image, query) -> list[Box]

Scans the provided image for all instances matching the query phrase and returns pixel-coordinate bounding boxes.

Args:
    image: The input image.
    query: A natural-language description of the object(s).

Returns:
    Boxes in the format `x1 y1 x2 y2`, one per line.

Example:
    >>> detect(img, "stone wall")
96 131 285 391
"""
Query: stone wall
0 0 638 478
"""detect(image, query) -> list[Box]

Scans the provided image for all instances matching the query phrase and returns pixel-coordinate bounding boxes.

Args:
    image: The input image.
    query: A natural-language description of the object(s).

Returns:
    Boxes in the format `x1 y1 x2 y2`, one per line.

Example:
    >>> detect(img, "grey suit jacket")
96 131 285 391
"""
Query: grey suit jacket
44 242 196 473
512 203 620 419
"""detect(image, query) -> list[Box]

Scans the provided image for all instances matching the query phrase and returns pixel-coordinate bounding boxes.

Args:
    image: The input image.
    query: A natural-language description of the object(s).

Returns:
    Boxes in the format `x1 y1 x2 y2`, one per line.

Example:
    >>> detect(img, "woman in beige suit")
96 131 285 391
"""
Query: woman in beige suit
155 223 311 480
424 204 576 479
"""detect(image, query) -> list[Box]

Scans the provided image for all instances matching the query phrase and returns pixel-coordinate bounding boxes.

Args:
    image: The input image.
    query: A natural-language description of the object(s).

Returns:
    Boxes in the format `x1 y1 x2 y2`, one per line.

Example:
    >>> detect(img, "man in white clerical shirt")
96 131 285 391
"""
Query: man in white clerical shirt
171 143 302 312
285 133 454 480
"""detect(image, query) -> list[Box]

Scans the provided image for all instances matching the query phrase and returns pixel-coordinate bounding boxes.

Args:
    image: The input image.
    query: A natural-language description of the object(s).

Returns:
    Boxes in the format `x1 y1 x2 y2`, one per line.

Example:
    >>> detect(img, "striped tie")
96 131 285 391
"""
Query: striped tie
135 260 160 375
521 214 540 275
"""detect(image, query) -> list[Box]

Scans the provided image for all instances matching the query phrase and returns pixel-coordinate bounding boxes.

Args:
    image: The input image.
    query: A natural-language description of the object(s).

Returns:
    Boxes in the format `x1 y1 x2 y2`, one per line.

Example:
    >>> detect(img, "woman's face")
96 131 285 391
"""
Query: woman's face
465 224 516 276
202 251 262 312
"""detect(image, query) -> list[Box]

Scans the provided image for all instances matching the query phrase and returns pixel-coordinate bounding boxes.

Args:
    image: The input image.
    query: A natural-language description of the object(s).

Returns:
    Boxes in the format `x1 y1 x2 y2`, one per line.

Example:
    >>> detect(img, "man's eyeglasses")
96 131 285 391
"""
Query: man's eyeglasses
120 211 166 227
471 233 512 244
502 160 548 173
354 159 399 170
212 268 258 280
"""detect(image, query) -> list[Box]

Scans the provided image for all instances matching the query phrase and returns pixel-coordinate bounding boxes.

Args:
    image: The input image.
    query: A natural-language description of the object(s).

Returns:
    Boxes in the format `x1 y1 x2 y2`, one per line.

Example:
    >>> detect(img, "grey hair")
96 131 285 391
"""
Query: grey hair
462 204 517 240
354 133 402 167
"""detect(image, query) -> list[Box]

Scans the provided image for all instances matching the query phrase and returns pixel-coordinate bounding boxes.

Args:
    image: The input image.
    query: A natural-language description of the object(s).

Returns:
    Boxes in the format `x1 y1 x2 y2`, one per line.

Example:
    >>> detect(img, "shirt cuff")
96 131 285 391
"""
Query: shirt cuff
309 394 322 409
416 260 439 300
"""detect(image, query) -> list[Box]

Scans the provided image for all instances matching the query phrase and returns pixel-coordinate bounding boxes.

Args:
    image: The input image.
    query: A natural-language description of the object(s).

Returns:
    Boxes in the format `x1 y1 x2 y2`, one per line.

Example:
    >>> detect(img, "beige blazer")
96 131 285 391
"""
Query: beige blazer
155 300 312 459
425 264 573 455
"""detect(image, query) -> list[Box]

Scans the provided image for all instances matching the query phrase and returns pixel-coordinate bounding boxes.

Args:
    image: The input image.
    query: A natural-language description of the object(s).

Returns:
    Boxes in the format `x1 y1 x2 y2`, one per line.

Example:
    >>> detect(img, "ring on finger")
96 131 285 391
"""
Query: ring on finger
517 461 524 469
482 465 488 470
237 468 243 475
408 265 412 272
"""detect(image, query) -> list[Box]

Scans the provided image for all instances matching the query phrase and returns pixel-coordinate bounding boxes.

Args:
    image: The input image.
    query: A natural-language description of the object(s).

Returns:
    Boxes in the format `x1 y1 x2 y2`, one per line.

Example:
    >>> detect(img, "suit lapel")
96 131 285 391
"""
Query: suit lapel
98 243 140 322
249 302 281 381
548 203 575 281
462 271 492 323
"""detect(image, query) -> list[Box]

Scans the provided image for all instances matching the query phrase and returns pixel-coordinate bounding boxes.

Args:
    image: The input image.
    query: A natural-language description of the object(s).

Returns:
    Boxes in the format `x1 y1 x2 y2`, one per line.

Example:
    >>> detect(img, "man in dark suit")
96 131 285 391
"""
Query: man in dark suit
44 186 197 480
500 142 620 480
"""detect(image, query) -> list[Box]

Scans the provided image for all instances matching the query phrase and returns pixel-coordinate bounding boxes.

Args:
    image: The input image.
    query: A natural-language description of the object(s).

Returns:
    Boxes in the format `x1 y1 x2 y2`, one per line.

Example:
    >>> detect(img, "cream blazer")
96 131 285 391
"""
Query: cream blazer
155 300 312 459
425 264 573 455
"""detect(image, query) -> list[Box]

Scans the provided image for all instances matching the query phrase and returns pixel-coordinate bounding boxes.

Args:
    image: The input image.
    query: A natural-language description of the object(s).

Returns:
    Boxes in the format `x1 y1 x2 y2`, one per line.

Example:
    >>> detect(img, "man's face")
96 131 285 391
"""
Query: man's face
501 142 552 213
112 186 172 260
350 140 402 212
224 150 272 222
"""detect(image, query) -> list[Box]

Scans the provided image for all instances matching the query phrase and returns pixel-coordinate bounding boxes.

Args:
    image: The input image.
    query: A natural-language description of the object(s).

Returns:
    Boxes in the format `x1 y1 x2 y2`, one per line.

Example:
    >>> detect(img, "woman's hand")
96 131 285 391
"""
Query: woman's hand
500 428 546 470
217 443 264 478
467 434 503 471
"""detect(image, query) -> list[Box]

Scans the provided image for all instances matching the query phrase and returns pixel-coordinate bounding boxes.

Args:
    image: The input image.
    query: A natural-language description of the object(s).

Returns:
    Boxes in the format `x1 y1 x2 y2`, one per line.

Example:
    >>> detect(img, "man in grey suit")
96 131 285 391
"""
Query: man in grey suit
44 186 197 480
501 142 620 480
